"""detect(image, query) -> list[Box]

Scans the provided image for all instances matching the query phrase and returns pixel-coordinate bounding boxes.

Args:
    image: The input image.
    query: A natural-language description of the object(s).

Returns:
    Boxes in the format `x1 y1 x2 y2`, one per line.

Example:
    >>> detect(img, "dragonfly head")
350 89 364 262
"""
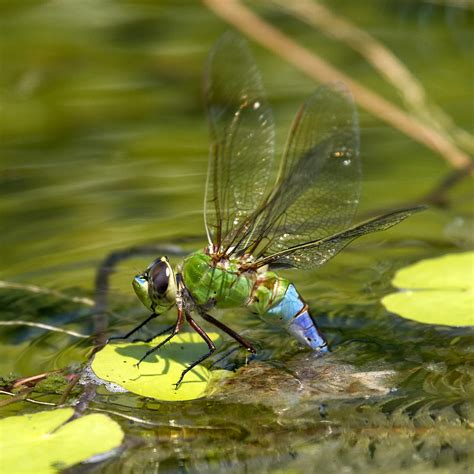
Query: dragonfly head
132 256 177 312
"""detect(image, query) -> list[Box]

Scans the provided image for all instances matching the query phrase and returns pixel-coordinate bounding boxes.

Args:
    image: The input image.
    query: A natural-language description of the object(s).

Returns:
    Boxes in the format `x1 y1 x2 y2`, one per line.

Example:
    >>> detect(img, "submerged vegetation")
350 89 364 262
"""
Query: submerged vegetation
0 1 473 472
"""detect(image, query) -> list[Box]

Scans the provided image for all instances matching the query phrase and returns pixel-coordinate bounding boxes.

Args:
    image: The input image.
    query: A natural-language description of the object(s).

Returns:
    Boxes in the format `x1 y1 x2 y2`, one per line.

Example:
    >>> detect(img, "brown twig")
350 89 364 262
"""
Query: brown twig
422 0 474 10
272 0 474 155
69 383 98 422
57 374 81 406
12 370 63 390
203 0 473 172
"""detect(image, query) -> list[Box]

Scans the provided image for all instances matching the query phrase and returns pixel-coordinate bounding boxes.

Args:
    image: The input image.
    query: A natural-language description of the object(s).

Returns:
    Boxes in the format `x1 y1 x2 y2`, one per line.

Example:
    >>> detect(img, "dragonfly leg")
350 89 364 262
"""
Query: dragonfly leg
107 312 159 343
136 306 184 367
134 324 175 343
175 310 216 389
198 310 256 354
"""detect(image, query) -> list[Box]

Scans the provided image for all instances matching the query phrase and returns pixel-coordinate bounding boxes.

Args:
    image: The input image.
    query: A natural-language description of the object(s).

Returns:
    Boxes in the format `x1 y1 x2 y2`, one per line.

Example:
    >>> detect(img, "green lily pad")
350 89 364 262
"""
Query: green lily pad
0 408 124 474
382 252 474 326
92 332 223 401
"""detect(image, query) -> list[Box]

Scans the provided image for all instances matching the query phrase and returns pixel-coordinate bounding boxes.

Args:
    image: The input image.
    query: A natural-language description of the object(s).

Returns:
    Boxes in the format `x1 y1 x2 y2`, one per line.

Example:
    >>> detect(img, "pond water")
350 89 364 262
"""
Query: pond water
1 1 473 472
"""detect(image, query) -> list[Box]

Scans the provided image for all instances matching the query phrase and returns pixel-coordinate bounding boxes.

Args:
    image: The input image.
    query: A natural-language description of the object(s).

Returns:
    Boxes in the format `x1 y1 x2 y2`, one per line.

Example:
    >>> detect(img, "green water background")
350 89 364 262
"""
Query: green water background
1 1 473 472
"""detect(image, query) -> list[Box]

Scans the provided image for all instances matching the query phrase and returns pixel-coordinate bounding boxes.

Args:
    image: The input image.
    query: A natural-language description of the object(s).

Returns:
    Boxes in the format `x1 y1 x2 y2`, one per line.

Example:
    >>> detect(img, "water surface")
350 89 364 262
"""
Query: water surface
1 1 473 472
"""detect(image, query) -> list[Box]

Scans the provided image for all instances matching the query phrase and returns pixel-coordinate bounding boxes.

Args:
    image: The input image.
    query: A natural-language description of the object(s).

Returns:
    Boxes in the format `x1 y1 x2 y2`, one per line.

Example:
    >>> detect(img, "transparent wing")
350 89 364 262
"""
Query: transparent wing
238 83 360 258
204 33 275 251
255 207 425 269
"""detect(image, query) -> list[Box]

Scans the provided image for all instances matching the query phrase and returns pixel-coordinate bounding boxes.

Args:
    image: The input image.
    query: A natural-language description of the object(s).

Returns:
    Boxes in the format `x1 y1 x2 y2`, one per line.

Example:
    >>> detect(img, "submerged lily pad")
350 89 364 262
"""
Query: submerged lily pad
0 408 123 474
209 357 395 408
382 252 474 326
92 332 223 401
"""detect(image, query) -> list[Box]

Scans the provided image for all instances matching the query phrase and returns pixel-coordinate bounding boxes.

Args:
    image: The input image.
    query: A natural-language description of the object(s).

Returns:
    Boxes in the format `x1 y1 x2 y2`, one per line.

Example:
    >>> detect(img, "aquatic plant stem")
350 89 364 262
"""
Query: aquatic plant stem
0 390 57 406
272 0 474 155
0 320 89 339
0 387 34 407
0 280 94 306
57 374 80 406
12 371 63 389
203 0 473 172
360 166 473 218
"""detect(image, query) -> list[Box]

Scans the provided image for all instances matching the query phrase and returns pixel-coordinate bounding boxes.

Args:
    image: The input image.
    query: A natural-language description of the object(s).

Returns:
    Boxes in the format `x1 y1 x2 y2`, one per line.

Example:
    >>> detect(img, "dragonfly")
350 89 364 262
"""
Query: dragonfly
109 33 424 388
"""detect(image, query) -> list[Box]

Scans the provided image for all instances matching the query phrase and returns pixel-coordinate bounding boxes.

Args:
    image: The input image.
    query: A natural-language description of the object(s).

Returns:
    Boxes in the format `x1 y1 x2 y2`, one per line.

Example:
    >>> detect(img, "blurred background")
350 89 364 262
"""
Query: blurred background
1 1 473 472
1 0 472 290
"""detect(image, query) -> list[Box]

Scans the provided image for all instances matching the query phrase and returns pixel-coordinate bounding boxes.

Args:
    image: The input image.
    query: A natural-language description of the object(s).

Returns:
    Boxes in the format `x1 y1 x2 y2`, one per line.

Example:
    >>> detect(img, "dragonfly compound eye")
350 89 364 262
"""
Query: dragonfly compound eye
149 260 170 296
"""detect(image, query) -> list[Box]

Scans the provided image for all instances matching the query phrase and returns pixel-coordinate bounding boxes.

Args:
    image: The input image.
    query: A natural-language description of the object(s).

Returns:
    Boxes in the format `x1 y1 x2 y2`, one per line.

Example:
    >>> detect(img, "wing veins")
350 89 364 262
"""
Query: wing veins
252 206 426 268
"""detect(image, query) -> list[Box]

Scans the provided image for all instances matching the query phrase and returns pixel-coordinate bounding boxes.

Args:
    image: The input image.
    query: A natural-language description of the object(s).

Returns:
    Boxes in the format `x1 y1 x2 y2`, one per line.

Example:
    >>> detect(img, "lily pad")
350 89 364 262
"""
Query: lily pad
382 252 474 326
0 408 123 474
92 332 223 401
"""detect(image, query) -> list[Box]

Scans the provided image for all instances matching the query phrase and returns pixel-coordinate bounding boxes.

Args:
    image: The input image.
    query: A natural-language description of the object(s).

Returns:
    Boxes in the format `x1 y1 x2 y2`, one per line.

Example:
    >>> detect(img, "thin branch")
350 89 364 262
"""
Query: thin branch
90 407 242 433
0 389 56 407
272 0 474 155
422 0 474 10
0 388 34 407
0 280 94 306
70 383 97 421
88 407 166 426
12 370 62 389
57 374 81 406
0 320 89 339
203 0 473 171
0 391 238 432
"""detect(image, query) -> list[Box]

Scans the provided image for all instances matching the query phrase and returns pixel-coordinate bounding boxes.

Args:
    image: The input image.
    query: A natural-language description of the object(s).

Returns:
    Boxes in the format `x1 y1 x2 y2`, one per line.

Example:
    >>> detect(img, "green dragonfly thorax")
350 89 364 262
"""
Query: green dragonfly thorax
182 251 257 309
133 256 176 313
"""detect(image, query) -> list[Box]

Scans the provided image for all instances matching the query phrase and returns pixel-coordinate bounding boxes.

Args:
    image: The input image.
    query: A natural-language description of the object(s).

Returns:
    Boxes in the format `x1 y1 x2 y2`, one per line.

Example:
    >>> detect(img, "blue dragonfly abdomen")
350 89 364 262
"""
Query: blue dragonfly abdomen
249 273 328 352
